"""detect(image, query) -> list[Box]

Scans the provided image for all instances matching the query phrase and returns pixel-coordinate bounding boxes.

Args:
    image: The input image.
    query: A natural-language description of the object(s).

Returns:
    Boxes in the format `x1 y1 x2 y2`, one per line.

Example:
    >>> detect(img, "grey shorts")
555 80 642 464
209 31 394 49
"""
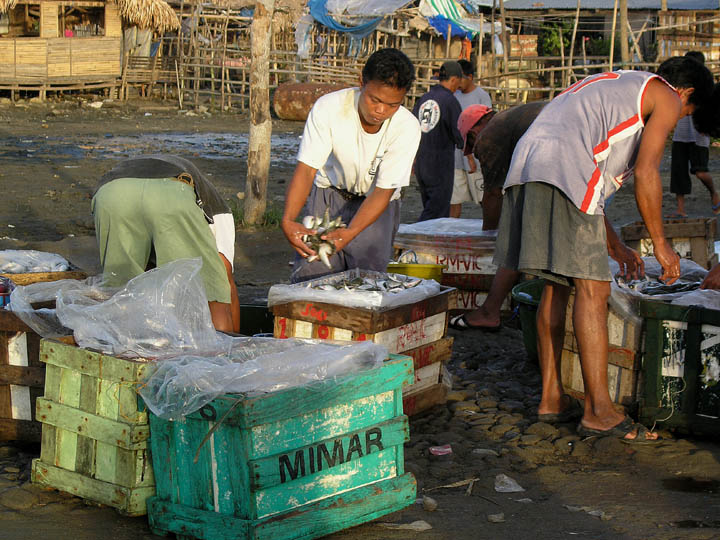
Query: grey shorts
492 182 611 286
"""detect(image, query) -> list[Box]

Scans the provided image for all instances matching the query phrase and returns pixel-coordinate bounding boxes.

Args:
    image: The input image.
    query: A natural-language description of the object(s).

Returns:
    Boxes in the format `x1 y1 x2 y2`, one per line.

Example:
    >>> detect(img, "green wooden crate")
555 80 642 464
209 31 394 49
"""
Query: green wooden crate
639 300 720 436
30 339 155 516
147 354 416 540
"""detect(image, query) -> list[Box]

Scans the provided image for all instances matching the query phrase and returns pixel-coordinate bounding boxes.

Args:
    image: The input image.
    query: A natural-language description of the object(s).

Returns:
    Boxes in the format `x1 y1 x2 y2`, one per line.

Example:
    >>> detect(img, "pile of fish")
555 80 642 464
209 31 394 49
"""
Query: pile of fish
616 275 700 296
301 209 346 268
311 275 423 293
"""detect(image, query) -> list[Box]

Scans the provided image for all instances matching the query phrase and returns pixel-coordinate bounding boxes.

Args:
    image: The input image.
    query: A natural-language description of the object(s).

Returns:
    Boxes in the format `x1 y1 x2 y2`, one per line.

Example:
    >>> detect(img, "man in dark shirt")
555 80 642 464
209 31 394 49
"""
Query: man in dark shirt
412 61 464 221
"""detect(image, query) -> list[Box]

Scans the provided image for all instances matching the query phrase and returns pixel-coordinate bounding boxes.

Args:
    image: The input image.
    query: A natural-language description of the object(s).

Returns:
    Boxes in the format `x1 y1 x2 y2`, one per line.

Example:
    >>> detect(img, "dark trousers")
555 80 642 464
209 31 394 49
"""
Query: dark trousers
416 168 454 221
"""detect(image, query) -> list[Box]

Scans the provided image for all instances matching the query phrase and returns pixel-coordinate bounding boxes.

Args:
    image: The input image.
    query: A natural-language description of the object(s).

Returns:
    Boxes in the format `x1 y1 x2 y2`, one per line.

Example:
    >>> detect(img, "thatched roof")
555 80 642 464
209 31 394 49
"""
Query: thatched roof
116 0 179 32
0 0 179 32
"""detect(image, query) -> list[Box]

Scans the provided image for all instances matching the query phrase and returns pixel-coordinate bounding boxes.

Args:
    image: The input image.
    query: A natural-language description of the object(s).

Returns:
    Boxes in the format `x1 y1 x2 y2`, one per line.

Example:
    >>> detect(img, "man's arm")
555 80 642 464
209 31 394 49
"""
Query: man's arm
321 187 395 253
634 78 682 284
218 253 240 333
701 264 720 289
281 161 319 258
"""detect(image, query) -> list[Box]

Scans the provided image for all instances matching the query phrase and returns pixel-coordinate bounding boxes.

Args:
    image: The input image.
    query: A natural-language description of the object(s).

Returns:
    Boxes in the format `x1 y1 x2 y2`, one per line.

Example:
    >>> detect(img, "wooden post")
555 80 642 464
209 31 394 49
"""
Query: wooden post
244 0 275 225
490 0 496 77
498 0 509 76
476 13 483 77
567 0 581 84
220 12 229 110
445 23 451 59
609 0 619 71
620 0 629 65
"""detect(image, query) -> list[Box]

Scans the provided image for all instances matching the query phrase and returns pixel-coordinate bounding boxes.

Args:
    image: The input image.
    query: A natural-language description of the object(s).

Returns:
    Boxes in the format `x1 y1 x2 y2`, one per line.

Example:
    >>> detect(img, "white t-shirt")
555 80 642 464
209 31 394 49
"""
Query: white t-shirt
297 87 421 200
454 86 493 170
673 115 710 147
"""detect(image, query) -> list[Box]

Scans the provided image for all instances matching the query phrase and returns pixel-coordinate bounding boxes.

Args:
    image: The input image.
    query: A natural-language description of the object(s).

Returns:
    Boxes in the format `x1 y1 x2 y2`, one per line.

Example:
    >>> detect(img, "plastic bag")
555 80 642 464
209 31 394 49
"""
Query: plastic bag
394 218 497 255
55 258 229 359
138 337 387 419
267 268 442 309
0 249 70 274
9 277 106 338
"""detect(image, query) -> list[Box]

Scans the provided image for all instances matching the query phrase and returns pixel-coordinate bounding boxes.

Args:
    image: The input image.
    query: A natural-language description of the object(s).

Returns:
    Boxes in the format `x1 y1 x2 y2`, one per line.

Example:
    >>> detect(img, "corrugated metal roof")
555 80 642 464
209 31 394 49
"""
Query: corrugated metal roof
503 0 719 10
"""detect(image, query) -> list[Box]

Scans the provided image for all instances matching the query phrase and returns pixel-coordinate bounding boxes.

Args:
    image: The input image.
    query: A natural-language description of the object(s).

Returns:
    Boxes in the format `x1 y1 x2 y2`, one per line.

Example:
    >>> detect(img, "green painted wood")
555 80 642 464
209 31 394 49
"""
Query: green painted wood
75 373 98 477
32 458 154 516
204 355 413 429
40 340 148 384
148 473 415 540
35 398 149 449
249 416 408 490
43 363 62 403
248 390 397 459
39 423 56 464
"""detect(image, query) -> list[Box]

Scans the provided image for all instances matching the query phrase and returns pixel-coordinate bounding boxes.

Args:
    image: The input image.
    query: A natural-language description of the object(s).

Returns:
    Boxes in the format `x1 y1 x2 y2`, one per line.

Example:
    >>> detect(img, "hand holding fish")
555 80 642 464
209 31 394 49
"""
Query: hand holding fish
608 242 644 281
281 219 317 259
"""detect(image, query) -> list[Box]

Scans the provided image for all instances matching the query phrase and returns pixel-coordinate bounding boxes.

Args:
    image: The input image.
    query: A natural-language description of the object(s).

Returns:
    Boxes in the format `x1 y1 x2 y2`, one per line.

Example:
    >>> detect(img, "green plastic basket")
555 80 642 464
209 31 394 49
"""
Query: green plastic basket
511 279 544 361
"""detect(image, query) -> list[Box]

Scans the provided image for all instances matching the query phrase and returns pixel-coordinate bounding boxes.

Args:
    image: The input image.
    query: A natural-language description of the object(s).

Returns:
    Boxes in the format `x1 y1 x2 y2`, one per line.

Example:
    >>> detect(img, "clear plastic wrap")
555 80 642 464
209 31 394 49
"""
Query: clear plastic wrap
9 277 105 338
267 268 442 309
610 257 720 314
138 337 387 419
0 249 70 273
55 258 229 359
394 218 497 255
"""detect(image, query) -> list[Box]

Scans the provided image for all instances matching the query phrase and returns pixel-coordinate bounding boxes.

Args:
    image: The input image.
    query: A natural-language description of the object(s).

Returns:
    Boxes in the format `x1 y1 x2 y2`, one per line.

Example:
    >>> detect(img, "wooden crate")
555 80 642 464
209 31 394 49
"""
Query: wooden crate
639 300 720 436
31 340 154 516
561 291 643 409
1 270 87 286
147 355 416 540
0 310 44 442
620 218 717 269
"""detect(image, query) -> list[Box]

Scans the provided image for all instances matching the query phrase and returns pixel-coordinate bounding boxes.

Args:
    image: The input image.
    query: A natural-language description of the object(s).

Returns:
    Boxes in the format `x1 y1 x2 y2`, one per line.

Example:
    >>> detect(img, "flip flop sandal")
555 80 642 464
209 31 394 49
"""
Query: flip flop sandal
577 415 659 444
537 395 584 424
712 202 720 215
449 314 501 332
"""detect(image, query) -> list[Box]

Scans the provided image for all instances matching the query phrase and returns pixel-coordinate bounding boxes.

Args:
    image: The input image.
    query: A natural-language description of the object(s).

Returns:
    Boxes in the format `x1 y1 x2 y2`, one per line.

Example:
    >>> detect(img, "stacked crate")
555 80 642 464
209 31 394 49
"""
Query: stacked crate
271 273 456 416
393 219 510 312
0 267 86 442
561 291 644 410
639 300 720 436
147 354 416 540
31 340 154 516
621 218 717 269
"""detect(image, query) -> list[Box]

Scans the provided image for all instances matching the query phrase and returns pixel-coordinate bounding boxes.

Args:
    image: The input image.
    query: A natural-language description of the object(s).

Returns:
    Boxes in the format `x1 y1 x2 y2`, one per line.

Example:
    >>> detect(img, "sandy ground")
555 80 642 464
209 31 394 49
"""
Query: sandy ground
1 95 720 539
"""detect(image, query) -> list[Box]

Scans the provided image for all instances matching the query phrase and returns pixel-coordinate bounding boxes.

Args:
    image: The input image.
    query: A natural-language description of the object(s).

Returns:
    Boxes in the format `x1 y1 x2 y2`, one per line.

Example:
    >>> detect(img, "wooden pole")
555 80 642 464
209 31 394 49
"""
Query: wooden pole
220 12 229 110
567 0 581 84
498 0 509 76
244 0 275 225
477 13 483 78
609 0 619 71
490 0 496 76
446 22 451 59
620 0 629 65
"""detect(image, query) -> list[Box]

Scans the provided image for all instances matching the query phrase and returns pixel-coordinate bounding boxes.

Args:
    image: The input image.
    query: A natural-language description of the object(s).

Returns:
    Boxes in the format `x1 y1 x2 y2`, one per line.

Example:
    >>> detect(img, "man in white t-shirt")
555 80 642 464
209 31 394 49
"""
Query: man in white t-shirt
281 48 421 282
450 59 492 218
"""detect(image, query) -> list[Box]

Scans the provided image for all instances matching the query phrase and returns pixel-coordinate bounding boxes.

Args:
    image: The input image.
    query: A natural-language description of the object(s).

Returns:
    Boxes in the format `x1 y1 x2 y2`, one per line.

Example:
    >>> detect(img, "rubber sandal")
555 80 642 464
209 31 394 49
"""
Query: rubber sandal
577 415 659 444
537 395 583 424
665 211 687 219
712 202 720 215
449 314 501 332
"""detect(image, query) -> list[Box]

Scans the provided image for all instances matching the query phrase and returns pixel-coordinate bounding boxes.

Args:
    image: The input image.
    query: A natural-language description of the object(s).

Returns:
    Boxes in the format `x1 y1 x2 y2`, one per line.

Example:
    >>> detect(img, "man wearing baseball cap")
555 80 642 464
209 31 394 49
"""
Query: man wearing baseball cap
412 61 464 221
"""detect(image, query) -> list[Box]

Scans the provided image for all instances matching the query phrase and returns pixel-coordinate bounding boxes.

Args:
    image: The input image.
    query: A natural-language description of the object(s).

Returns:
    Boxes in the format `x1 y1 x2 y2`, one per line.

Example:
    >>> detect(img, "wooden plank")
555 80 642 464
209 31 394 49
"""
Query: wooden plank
248 391 397 459
31 459 154 516
401 337 453 371
0 418 41 442
40 340 148 384
441 272 494 290
270 286 454 334
0 311 35 333
1 270 86 286
40 424 57 464
148 473 415 540
402 383 449 416
249 416 408 490
413 251 497 275
0 365 45 387
403 362 442 397
75 373 98 477
222 356 413 429
621 218 715 241
35 398 149 449
372 312 446 354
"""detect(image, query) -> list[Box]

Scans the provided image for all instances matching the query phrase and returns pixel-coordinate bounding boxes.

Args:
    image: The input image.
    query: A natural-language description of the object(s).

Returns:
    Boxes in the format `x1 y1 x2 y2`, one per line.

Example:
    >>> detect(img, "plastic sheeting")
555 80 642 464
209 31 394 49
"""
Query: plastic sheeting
394 218 497 255
268 268 442 309
138 337 388 419
610 257 720 314
0 250 70 274
326 0 411 16
10 258 228 359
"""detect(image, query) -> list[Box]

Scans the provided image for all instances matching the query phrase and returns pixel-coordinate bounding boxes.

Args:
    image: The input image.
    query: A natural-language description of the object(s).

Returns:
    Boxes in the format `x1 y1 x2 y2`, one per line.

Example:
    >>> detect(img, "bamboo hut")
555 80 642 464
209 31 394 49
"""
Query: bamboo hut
0 0 178 99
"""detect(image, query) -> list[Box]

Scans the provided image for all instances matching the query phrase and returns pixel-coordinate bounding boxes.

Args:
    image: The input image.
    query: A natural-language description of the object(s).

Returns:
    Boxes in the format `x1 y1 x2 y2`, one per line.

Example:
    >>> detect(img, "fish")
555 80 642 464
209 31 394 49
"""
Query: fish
310 274 424 293
301 209 346 268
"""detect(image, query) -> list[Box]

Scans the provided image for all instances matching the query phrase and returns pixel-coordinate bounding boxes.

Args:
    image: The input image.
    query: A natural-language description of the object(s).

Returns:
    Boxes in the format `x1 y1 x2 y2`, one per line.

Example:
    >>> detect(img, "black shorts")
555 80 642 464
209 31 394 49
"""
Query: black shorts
670 141 710 195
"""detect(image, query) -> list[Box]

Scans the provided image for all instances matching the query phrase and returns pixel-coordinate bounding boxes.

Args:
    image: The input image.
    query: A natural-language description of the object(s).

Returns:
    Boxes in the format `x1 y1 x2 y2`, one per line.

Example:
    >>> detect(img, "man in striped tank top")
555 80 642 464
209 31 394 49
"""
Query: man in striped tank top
494 57 716 442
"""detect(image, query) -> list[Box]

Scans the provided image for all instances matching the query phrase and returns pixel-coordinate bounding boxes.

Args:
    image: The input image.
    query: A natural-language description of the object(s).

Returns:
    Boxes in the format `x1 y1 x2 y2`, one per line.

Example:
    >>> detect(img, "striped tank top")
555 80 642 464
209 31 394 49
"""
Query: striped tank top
504 70 670 215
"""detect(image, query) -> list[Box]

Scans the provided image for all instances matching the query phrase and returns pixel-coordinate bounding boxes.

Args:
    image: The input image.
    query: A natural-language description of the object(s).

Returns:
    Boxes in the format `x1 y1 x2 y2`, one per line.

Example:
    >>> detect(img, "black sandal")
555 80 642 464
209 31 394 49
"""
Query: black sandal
449 314 501 332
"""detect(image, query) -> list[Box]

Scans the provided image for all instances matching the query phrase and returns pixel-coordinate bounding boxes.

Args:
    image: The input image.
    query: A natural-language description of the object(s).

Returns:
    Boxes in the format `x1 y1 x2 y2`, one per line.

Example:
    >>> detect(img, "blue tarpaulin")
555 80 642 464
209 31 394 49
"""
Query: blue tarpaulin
427 15 474 39
308 0 383 39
